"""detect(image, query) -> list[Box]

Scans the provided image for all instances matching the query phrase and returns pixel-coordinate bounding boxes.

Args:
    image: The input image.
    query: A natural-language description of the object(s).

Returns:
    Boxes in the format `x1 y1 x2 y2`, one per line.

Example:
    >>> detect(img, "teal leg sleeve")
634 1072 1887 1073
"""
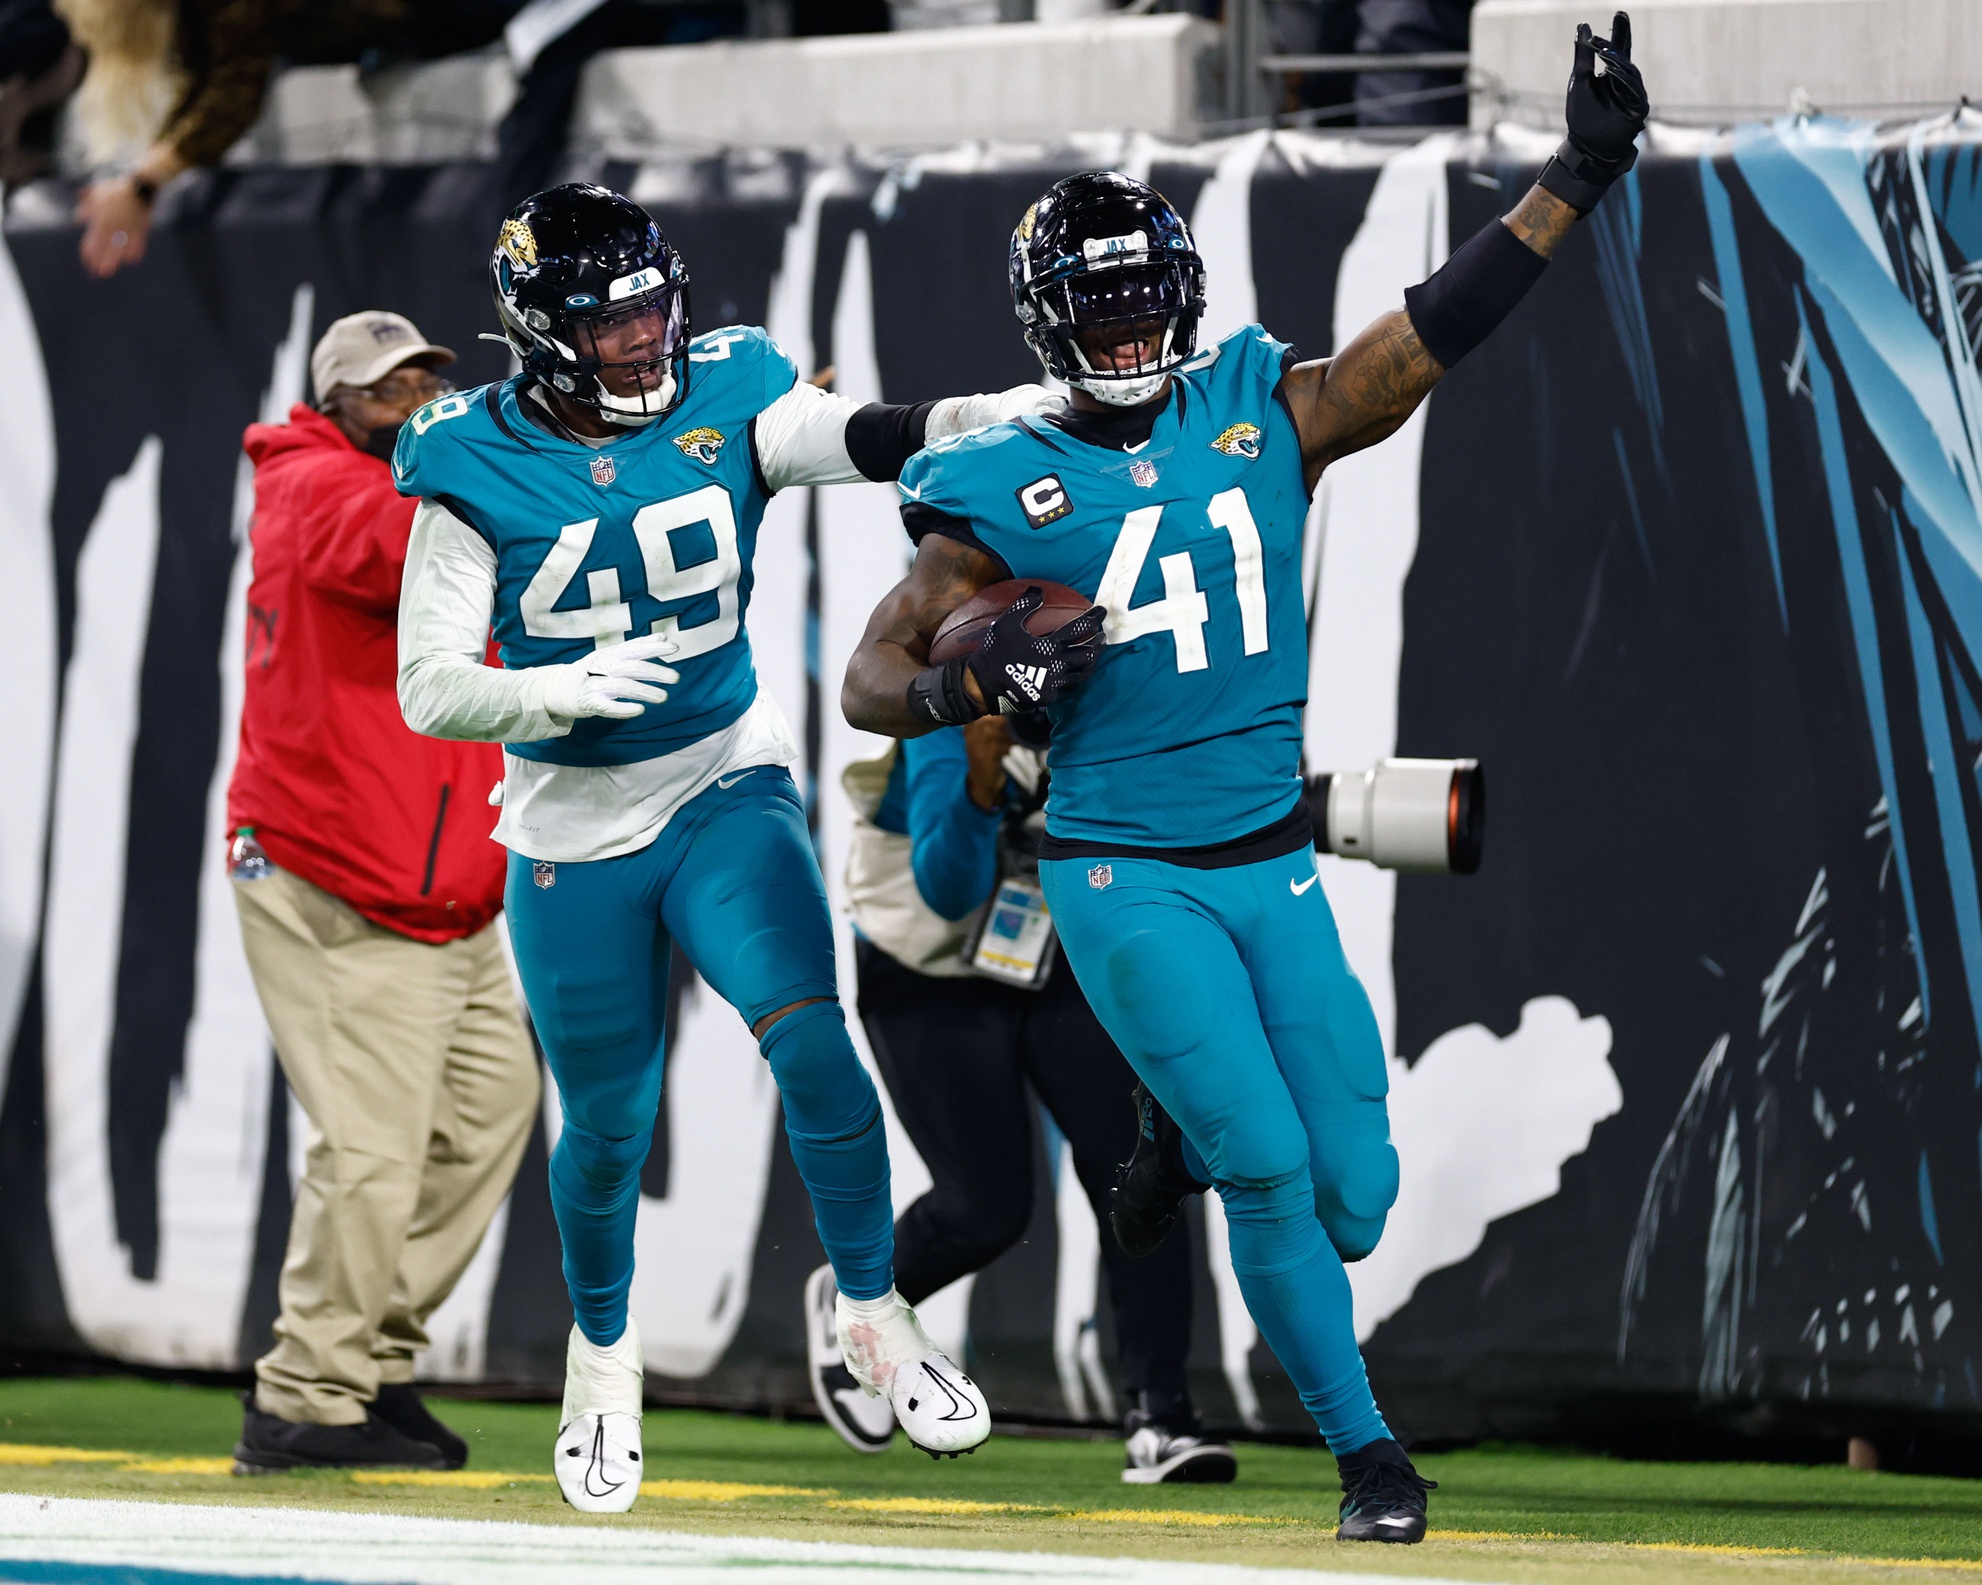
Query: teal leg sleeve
760 1001 894 1301
1042 856 1390 1454
664 770 894 1300
505 846 669 1349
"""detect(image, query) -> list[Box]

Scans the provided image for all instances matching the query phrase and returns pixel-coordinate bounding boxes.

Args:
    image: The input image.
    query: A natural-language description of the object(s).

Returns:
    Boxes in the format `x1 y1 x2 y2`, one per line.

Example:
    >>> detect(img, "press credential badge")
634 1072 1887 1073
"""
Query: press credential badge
968 877 1056 987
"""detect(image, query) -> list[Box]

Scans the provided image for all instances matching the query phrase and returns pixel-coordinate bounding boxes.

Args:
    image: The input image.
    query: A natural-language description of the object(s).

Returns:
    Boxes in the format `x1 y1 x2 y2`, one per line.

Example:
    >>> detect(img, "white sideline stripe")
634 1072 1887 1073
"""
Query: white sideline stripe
0 1493 1484 1585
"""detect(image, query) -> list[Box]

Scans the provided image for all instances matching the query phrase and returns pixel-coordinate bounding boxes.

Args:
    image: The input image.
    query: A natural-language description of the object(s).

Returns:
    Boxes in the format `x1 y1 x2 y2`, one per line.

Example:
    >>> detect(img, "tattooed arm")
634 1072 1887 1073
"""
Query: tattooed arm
843 534 1008 737
1281 185 1580 491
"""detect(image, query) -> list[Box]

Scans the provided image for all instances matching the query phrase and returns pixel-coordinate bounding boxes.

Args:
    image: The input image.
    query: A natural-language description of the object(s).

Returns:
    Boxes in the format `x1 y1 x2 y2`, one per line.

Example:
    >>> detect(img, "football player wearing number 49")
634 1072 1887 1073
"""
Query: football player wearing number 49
393 184 1052 1510
845 18 1647 1545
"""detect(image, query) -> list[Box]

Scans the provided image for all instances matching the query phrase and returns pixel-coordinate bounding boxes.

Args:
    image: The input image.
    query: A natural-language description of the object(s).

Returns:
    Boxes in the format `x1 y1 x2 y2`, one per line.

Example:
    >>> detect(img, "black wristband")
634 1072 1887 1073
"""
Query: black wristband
1537 136 1636 215
1402 217 1551 371
905 657 982 726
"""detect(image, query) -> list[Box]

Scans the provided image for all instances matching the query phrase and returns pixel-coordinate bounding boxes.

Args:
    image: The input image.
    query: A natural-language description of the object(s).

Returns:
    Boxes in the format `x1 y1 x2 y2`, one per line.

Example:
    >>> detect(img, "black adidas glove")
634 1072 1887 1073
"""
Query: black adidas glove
968 587 1105 714
906 587 1106 726
1539 11 1649 214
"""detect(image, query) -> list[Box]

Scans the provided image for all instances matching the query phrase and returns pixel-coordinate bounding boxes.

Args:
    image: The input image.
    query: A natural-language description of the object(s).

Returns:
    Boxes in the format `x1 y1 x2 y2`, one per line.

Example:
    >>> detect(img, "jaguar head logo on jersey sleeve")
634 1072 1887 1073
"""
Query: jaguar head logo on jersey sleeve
672 427 727 465
1210 422 1262 460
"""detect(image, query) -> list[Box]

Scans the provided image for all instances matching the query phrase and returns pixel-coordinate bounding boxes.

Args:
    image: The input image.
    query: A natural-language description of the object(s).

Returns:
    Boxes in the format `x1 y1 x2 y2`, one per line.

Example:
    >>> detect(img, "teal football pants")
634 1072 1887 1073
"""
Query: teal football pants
505 767 893 1347
1041 844 1398 1454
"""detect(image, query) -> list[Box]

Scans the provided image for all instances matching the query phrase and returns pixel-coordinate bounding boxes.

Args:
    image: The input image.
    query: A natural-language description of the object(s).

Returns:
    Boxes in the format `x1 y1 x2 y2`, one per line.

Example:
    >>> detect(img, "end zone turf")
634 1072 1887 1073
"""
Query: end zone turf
1 1378 1979 1584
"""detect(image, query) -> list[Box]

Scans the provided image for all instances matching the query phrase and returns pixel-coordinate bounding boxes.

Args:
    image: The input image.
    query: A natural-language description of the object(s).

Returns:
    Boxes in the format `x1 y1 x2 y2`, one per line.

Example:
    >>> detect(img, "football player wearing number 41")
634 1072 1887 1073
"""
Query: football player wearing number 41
394 184 1054 1510
844 16 1647 1546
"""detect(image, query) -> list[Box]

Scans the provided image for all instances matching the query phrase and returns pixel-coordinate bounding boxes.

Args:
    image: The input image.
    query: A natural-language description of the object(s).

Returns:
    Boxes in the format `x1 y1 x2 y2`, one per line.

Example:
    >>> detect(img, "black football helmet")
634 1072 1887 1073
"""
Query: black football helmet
1009 171 1206 408
490 183 691 427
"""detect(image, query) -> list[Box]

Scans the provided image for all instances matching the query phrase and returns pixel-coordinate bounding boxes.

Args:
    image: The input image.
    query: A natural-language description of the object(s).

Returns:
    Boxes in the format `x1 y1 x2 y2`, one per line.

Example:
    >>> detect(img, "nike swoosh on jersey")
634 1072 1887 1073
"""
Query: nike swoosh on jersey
716 769 757 789
1290 873 1320 896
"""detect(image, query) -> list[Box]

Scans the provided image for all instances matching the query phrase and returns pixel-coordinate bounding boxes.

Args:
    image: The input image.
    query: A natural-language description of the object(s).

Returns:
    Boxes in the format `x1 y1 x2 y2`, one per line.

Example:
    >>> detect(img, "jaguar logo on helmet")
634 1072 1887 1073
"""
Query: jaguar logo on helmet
1210 422 1262 459
1016 203 1038 245
498 217 537 268
672 427 726 465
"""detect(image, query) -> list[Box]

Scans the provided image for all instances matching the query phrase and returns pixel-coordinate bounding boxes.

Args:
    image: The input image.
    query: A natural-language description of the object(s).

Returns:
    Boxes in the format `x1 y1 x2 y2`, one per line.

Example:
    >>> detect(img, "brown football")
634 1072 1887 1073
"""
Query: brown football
928 579 1095 665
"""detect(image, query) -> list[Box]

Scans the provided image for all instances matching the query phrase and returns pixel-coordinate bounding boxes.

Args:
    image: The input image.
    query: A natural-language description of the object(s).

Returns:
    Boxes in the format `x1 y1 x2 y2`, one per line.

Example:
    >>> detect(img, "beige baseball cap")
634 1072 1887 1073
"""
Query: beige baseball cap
310 311 456 404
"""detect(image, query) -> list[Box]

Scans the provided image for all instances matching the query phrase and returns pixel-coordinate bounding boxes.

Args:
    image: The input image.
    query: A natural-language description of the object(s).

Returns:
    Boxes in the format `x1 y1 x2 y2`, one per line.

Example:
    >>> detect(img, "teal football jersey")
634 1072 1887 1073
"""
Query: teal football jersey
899 325 1310 849
393 325 796 767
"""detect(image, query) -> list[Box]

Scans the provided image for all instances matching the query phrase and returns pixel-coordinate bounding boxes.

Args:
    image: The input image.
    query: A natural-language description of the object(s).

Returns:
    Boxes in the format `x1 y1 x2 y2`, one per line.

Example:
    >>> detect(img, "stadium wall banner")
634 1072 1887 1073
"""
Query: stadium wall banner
2 114 1980 1446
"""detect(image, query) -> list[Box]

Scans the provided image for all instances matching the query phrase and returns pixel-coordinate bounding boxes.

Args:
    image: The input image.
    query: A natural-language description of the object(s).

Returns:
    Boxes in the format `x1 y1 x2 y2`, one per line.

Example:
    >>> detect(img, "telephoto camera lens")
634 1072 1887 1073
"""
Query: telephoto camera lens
1304 759 1484 874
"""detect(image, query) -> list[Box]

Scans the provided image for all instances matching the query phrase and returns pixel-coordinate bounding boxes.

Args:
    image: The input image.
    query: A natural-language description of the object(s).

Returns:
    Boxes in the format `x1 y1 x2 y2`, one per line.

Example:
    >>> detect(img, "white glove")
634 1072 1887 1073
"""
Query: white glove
540 634 681 722
927 383 1058 440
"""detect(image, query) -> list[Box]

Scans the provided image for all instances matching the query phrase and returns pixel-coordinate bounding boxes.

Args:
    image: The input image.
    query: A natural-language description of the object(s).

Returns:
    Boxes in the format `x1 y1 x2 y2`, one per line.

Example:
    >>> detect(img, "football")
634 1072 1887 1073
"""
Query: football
928 579 1096 664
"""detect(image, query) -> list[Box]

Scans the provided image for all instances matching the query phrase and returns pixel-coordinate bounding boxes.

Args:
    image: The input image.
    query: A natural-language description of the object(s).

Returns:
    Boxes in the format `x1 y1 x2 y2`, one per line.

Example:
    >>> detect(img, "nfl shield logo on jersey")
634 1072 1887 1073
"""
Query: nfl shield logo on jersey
1128 459 1159 488
533 860 556 889
590 454 616 487
1088 864 1113 890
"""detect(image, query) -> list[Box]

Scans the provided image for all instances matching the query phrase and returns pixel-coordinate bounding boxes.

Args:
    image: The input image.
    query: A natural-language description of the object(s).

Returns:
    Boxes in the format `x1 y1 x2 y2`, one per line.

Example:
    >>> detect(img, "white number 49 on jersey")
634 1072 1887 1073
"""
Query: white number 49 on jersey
520 484 743 659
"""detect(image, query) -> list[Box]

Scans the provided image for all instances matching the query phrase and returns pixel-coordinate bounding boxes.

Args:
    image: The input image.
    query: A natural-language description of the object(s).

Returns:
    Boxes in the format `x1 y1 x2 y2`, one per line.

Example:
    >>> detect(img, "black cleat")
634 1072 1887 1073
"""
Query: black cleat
371 1384 468 1469
1122 1408 1237 1485
1110 1083 1209 1259
1335 1438 1435 1543
232 1396 450 1474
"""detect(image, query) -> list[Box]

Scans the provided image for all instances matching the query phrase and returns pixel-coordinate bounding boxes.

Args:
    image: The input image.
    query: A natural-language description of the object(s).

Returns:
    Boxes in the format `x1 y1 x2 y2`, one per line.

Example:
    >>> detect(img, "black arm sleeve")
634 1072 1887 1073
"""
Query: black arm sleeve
1402 217 1550 372
846 400 941 482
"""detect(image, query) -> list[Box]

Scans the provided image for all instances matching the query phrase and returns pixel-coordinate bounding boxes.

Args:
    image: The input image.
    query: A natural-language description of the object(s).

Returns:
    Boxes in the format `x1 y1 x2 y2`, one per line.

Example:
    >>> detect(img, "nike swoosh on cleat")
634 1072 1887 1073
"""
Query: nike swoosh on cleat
716 770 756 789
1290 873 1320 896
582 1421 623 1498
920 1362 977 1422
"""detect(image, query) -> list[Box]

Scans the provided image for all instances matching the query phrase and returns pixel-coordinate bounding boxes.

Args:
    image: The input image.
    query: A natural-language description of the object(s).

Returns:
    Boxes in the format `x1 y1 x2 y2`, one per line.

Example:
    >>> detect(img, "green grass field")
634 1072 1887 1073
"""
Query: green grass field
1 1375 1979 1582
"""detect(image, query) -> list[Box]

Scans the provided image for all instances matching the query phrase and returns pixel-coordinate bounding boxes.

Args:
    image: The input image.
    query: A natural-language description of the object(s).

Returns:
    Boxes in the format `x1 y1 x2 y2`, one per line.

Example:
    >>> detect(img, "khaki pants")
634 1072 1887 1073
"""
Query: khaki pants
234 867 539 1425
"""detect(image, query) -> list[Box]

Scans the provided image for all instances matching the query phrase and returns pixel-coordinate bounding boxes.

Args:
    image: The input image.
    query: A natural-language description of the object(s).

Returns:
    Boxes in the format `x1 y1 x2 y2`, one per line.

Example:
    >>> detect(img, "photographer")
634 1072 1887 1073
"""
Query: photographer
810 716 1232 1484
227 311 538 1472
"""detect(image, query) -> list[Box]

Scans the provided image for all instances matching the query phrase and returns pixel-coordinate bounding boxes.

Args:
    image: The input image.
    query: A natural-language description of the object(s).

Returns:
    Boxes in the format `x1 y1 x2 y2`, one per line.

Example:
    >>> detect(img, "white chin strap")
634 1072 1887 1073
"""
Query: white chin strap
594 366 676 427
1075 370 1170 408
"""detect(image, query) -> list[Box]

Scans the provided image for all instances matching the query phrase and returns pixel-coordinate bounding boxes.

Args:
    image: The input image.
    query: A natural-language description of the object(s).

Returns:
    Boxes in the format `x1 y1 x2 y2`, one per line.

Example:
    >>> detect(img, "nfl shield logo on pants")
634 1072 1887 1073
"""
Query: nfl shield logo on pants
1087 864 1113 890
590 454 616 487
533 860 556 889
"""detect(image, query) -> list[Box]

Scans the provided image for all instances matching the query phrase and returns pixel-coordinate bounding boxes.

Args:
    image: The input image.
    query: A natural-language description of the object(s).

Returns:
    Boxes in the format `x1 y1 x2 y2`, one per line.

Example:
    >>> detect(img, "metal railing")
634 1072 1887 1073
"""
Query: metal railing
1224 0 1472 129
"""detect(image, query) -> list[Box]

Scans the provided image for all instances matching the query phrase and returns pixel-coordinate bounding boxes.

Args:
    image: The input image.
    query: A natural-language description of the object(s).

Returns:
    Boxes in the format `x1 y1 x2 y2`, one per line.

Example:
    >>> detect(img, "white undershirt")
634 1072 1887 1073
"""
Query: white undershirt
397 378 1048 862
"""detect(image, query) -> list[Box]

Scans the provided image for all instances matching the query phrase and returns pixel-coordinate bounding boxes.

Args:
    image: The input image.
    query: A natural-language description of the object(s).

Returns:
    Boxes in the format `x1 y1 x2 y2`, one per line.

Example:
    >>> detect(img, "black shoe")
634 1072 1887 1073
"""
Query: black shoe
1110 1083 1209 1259
372 1384 469 1469
1336 1438 1435 1543
1121 1407 1236 1485
804 1264 896 1454
232 1397 451 1474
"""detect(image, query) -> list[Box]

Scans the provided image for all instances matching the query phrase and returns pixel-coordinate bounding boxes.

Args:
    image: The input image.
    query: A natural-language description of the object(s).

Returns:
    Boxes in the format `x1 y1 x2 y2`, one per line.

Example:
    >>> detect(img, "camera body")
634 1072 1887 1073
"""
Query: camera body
1306 758 1484 875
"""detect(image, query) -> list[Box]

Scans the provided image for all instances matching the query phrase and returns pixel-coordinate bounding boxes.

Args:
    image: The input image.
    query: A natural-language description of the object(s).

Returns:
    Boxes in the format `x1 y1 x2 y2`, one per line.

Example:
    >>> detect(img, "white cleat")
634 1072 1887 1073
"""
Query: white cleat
836 1287 990 1459
805 1265 896 1453
553 1320 644 1513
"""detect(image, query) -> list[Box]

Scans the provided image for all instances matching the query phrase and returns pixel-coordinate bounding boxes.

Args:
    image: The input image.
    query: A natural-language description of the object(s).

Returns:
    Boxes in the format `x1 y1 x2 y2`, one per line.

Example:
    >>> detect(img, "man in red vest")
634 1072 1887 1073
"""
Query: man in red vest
227 311 537 1473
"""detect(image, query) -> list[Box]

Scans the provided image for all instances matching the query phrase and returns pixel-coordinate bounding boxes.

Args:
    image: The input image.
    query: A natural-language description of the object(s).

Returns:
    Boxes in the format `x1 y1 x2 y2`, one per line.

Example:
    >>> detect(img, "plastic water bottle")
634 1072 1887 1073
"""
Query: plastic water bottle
227 827 272 882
